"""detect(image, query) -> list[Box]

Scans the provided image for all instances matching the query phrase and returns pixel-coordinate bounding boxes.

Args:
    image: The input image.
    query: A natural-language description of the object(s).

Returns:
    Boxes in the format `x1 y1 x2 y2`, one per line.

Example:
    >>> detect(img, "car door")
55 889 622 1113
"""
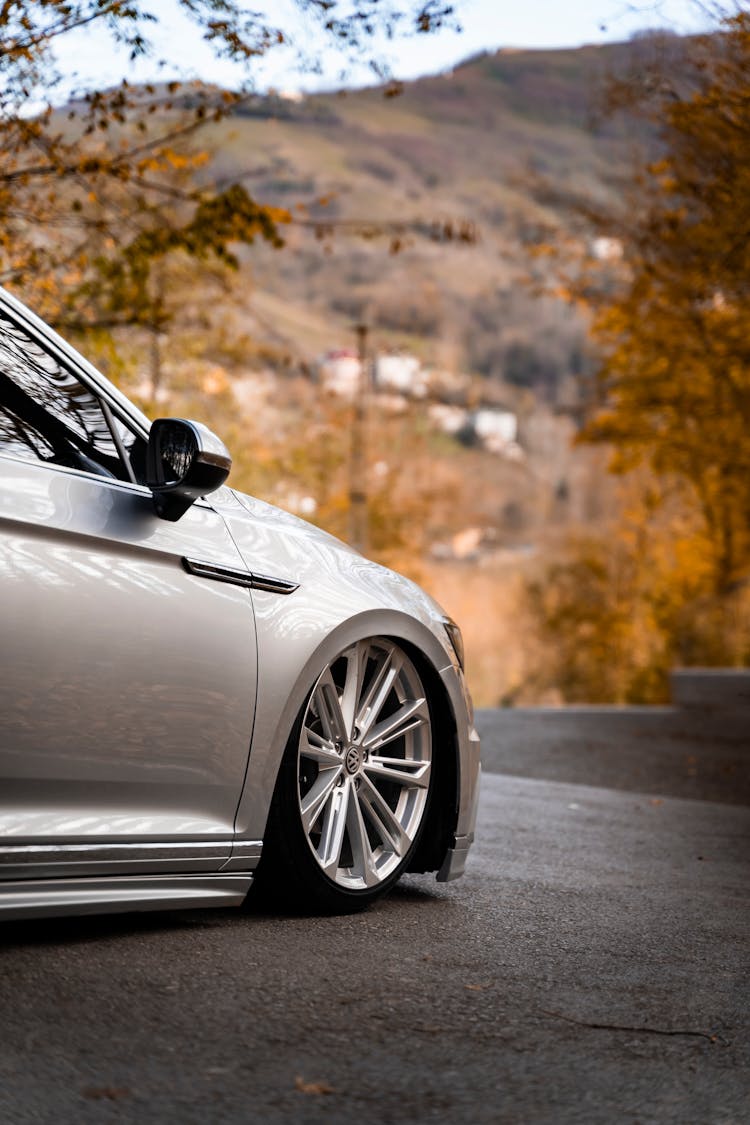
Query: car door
0 302 258 881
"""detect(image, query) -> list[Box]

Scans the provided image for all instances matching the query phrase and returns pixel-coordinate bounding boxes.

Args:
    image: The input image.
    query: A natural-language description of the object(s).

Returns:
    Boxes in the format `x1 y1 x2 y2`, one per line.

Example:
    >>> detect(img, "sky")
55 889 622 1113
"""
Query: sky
52 0 712 96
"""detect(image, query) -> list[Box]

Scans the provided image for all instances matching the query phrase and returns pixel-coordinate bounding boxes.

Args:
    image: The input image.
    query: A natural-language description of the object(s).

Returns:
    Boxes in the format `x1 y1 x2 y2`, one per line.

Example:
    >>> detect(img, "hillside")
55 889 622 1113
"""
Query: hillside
194 37 657 390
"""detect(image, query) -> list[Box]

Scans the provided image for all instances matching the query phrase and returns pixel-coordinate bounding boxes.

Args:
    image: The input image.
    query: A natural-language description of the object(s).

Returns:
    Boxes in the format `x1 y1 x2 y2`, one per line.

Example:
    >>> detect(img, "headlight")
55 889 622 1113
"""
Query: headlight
442 618 465 671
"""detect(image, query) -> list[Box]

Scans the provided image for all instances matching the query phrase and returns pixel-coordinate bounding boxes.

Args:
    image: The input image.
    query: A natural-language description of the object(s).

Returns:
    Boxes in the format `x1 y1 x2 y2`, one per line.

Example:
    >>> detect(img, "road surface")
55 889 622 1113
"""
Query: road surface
1 773 748 1124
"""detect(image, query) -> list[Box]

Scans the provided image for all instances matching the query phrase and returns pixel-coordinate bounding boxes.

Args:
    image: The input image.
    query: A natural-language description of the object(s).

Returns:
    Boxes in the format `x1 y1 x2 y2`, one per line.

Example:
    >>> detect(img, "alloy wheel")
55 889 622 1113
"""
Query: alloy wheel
297 637 432 890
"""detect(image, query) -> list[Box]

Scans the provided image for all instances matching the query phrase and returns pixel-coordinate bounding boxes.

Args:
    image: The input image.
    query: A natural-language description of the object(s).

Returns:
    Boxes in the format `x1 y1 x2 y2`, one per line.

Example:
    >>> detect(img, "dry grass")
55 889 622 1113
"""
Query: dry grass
421 557 542 708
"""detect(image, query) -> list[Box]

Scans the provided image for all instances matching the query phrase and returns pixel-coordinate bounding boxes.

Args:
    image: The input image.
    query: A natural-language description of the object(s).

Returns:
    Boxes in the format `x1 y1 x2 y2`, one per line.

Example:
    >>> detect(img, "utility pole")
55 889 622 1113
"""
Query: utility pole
348 323 370 553
148 262 166 407
149 325 162 408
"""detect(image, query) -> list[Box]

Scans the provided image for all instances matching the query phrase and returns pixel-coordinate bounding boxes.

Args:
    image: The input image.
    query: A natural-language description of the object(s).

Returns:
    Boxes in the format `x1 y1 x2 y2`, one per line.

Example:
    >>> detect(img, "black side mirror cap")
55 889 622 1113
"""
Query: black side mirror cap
145 418 232 522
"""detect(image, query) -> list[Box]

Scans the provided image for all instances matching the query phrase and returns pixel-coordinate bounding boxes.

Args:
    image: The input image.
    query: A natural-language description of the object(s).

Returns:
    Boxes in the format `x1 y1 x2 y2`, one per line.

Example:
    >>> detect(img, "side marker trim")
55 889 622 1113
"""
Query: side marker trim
183 556 299 595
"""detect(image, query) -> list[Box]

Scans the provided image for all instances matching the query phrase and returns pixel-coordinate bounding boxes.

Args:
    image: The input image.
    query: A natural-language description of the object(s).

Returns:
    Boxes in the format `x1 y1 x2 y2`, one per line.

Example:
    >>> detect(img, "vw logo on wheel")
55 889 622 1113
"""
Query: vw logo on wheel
345 746 362 775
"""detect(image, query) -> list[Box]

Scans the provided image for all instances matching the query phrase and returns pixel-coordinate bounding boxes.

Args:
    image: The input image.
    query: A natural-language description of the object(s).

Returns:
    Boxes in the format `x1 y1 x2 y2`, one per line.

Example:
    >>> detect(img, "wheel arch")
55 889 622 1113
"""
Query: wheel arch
233 607 462 879
398 638 460 876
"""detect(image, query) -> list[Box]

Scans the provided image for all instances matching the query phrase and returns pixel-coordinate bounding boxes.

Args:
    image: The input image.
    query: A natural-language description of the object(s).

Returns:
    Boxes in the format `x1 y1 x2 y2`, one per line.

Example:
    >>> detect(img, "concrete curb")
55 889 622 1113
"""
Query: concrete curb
670 667 750 711
476 704 749 805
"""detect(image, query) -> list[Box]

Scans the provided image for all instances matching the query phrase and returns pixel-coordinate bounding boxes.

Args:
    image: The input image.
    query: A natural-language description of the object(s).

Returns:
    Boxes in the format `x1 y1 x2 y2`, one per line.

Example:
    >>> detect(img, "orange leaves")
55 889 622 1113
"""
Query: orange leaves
579 12 750 614
294 1076 335 1096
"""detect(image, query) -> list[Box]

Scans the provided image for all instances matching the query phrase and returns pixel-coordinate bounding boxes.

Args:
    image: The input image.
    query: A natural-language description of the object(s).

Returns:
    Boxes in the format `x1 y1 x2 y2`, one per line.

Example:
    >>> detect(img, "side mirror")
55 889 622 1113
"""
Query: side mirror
146 418 231 522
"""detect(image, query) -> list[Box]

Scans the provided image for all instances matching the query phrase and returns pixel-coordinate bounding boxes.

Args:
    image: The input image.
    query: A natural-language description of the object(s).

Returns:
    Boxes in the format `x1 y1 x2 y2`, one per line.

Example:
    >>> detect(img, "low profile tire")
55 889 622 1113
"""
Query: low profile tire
254 636 435 913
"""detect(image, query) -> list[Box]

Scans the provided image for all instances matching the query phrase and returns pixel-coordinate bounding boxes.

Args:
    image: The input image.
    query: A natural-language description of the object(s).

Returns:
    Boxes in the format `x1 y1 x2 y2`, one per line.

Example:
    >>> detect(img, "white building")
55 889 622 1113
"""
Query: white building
318 349 430 399
374 353 428 397
471 408 520 456
428 403 468 435
318 349 361 396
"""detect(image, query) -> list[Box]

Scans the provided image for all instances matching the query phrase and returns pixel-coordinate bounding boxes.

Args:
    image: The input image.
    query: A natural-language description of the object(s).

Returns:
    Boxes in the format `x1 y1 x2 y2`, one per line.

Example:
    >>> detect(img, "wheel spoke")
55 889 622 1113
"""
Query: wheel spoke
313 667 347 744
300 766 343 833
318 779 350 875
339 640 365 739
357 775 412 857
300 726 341 767
355 645 402 738
363 697 429 753
347 788 381 887
364 754 431 790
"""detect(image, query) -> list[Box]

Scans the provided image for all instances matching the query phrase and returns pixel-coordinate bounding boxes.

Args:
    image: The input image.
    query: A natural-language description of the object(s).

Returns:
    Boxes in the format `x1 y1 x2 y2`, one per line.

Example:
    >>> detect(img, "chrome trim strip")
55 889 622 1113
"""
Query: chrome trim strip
0 840 257 881
183 557 254 588
0 841 234 864
221 839 263 873
183 556 299 595
230 841 262 858
249 571 300 595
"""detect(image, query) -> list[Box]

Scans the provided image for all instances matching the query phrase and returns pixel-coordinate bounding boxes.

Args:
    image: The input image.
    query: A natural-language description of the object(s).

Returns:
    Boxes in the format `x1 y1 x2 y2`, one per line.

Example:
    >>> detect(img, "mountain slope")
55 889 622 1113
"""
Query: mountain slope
192 37 657 386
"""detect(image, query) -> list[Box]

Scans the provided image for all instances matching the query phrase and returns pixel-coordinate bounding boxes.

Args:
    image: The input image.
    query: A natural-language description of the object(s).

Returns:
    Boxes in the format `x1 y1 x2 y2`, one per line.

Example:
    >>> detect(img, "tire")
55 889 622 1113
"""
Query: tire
254 636 435 913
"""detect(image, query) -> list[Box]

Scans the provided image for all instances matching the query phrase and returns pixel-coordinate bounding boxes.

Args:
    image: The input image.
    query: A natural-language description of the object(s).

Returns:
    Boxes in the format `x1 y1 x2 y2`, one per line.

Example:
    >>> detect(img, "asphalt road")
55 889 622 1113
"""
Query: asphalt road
1 774 748 1125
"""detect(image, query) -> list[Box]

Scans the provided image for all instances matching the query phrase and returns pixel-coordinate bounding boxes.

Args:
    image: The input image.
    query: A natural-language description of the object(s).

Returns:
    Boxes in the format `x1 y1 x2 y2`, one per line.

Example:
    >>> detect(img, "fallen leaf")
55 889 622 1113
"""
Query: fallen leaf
294 1076 335 1096
82 1087 130 1101
465 983 487 991
648 798 663 807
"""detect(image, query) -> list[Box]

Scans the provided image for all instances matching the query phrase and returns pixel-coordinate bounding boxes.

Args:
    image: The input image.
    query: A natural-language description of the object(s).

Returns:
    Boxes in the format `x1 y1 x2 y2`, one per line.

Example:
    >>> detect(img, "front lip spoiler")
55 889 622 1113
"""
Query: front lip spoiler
436 834 474 882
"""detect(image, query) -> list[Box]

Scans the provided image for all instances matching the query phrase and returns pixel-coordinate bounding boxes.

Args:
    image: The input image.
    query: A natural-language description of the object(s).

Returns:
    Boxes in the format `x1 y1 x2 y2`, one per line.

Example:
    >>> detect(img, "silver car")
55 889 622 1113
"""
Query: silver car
0 286 480 919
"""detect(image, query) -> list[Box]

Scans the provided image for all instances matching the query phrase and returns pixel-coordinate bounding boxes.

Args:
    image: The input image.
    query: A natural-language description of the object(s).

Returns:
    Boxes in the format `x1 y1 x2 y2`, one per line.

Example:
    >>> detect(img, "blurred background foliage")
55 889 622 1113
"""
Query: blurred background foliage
527 12 750 702
2 2 750 704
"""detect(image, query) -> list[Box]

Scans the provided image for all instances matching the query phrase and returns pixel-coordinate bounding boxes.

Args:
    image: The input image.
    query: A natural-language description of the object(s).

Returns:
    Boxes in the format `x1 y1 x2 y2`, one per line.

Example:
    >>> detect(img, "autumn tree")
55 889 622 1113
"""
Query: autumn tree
585 14 750 596
0 1 460 314
526 12 750 700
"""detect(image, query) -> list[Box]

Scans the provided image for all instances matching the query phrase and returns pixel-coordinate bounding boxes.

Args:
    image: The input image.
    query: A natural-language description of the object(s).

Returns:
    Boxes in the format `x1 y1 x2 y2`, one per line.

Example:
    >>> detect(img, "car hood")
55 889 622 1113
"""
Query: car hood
231 488 359 555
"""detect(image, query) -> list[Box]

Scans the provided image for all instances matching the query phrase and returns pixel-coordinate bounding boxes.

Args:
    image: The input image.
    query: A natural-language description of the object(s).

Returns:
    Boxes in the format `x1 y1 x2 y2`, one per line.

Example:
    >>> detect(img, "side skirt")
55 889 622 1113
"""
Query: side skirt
0 873 253 920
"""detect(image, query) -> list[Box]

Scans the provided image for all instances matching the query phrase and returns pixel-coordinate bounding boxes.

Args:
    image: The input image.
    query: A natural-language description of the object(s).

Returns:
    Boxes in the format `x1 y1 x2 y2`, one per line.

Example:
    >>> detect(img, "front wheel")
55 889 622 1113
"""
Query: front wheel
255 636 434 912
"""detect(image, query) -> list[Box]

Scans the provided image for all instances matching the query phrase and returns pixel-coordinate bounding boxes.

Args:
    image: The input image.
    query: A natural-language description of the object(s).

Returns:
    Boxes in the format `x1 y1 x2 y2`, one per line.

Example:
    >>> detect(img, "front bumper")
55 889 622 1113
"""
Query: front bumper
436 663 481 881
437 826 477 882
